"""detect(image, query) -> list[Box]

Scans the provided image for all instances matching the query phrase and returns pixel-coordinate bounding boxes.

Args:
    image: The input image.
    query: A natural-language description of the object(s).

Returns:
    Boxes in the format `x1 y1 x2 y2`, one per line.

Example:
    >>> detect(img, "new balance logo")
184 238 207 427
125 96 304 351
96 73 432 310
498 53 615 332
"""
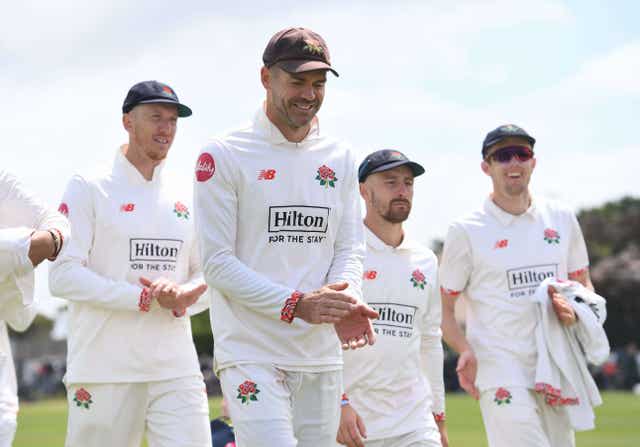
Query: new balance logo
121 203 135 212
258 169 276 180
494 239 508 249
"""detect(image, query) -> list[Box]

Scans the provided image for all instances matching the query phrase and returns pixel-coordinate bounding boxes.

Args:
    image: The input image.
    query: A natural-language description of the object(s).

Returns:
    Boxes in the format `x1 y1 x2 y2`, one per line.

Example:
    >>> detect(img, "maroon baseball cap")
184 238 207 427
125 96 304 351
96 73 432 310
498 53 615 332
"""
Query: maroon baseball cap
262 27 339 77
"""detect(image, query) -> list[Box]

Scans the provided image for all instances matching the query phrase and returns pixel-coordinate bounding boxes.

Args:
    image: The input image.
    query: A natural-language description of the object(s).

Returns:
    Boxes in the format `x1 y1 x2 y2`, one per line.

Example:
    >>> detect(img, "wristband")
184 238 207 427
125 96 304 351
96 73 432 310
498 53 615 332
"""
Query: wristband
138 288 152 312
46 228 64 261
280 291 303 323
341 393 350 407
433 412 445 422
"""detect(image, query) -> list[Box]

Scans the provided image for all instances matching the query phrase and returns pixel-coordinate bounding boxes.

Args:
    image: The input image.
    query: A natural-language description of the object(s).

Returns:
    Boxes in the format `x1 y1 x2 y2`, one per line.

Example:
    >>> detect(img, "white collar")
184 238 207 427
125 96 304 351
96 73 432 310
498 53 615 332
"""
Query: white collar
483 195 539 226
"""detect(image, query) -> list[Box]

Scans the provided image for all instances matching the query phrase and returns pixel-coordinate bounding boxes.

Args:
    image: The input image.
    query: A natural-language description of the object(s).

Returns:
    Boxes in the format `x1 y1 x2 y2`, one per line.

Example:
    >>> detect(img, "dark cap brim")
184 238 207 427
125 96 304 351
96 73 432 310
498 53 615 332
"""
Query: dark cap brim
276 59 339 77
360 160 425 182
482 135 536 155
134 99 193 117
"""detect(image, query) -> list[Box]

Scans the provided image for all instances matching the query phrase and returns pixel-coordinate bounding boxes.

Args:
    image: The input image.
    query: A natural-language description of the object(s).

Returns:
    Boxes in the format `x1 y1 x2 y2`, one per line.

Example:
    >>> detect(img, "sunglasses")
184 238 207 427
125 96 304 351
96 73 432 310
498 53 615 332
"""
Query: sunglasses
486 146 534 163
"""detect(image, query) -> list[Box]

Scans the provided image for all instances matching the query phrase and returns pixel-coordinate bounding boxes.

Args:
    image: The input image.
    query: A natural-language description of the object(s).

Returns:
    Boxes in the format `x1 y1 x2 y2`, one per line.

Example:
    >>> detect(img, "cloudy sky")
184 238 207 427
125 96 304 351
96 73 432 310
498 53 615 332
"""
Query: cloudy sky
2 0 638 314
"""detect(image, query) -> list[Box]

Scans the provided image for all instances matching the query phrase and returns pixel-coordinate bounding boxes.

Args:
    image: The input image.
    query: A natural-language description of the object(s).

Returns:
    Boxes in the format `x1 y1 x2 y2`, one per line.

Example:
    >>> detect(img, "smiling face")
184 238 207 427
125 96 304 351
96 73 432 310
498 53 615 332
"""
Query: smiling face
262 66 327 140
481 136 536 197
361 165 415 223
123 103 178 165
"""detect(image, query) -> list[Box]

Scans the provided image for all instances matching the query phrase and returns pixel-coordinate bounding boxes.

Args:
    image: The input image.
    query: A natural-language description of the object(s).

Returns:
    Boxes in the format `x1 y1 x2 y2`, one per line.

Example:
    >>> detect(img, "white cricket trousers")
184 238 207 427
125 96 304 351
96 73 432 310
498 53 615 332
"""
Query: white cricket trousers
362 426 442 447
65 375 211 447
479 387 575 447
220 364 341 447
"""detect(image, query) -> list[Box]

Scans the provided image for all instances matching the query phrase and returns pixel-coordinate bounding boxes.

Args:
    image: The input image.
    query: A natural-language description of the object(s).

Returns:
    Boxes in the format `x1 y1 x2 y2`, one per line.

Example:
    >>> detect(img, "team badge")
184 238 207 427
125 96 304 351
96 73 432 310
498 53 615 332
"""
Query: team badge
410 269 426 289
236 380 260 404
173 201 190 219
494 387 512 405
303 39 324 56
543 228 560 244
73 387 93 409
315 165 337 188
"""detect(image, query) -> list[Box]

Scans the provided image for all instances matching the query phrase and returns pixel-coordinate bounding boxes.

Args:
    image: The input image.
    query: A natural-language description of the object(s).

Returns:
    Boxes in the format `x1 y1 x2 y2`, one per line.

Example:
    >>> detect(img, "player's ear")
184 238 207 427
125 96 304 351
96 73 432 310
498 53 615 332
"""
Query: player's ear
260 66 271 90
481 160 490 176
359 182 368 201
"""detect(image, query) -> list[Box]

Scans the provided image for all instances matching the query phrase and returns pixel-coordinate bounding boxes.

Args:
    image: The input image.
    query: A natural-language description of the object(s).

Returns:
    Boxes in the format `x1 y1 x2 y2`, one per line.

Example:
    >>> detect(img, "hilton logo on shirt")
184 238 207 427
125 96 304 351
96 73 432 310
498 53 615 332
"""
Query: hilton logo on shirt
369 302 417 330
507 264 558 291
129 239 183 263
268 206 330 233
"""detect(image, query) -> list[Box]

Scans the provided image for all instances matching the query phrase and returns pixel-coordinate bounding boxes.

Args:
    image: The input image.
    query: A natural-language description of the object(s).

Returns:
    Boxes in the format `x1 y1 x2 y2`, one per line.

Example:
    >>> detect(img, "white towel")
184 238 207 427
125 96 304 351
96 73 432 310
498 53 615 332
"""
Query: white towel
530 278 610 431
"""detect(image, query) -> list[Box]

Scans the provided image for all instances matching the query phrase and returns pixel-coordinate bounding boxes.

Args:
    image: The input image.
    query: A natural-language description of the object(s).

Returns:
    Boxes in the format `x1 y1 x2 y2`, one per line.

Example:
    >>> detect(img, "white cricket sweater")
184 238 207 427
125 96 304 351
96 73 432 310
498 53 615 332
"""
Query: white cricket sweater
439 197 589 391
49 148 207 384
194 107 364 372
343 227 445 440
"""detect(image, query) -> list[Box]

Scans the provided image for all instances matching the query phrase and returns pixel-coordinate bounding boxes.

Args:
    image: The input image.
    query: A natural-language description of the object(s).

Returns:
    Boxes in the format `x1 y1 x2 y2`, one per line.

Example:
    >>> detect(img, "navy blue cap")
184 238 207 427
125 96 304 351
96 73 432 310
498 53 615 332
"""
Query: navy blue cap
122 80 192 117
482 124 535 157
358 149 425 183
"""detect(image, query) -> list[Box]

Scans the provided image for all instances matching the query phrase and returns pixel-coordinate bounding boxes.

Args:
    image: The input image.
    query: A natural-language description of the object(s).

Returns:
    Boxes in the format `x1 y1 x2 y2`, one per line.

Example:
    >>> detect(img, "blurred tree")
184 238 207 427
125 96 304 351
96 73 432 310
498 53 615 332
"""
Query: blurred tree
578 196 640 347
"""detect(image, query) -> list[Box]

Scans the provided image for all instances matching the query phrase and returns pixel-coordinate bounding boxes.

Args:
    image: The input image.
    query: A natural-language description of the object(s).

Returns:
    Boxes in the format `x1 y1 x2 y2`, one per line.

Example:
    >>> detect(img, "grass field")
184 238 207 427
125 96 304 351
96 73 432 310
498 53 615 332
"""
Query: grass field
14 391 640 446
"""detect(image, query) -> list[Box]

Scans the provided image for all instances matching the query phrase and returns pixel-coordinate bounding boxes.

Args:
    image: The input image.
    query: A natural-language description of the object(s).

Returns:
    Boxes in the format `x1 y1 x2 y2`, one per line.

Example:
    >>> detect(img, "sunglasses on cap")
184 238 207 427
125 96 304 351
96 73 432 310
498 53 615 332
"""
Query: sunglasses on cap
486 146 534 163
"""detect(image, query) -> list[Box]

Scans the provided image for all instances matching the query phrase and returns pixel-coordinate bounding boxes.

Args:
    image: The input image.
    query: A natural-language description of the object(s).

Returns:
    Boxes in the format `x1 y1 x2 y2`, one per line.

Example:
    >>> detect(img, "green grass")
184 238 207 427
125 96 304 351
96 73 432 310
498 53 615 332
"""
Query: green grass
14 392 640 446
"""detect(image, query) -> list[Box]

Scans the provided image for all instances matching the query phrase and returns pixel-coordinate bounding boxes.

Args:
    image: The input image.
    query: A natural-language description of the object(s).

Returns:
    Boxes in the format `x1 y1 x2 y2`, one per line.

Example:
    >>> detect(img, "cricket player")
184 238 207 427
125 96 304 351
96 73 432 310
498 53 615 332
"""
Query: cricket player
194 27 378 446
439 124 593 447
50 81 212 447
0 170 70 446
338 150 447 447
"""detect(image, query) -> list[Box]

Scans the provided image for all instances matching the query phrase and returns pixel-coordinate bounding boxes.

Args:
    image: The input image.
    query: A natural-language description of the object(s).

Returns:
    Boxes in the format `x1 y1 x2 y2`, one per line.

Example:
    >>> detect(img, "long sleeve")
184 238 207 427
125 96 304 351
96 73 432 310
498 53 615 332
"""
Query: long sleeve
0 170 70 278
184 238 212 316
194 143 295 321
49 175 143 311
420 276 445 416
326 157 364 301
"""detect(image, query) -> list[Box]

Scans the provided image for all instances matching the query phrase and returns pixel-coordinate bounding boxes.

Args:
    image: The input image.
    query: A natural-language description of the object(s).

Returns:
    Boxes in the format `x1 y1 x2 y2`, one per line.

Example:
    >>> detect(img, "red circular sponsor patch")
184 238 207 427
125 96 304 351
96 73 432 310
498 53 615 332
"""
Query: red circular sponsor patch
195 153 215 182
58 202 69 216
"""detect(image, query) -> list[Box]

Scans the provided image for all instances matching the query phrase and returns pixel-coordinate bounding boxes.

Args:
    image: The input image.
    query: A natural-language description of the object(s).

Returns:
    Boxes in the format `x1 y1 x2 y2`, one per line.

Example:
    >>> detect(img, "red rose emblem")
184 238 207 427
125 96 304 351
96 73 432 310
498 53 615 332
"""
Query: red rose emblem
318 165 335 180
363 270 377 280
410 269 427 289
196 153 215 182
315 165 338 188
494 387 512 405
544 228 558 238
73 387 93 409
173 201 190 219
58 202 69 217
175 202 188 213
544 228 560 244
236 380 260 404
495 388 510 400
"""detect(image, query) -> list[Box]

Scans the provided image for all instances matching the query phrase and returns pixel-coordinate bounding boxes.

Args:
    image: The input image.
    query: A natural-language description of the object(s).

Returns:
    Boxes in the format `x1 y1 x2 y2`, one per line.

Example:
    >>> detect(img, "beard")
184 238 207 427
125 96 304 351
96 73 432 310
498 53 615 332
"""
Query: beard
381 199 411 223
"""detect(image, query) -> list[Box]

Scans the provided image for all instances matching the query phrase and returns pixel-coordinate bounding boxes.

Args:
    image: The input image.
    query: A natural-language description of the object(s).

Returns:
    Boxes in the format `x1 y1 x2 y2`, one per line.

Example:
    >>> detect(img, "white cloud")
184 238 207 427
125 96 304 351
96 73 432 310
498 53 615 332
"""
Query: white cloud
570 40 640 95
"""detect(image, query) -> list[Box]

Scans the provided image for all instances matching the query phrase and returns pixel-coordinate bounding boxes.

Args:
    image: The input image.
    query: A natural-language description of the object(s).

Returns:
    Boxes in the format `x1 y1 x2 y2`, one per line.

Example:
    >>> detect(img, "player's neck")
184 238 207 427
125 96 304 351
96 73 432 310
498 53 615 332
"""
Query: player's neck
122 143 158 181
364 216 404 248
265 106 311 143
490 190 531 216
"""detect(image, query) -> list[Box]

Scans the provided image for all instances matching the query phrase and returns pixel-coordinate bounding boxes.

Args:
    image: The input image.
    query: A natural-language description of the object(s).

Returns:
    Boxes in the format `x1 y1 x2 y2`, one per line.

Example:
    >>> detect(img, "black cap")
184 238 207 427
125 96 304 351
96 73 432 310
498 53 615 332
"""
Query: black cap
482 124 535 157
122 80 192 117
358 149 425 183
263 27 338 77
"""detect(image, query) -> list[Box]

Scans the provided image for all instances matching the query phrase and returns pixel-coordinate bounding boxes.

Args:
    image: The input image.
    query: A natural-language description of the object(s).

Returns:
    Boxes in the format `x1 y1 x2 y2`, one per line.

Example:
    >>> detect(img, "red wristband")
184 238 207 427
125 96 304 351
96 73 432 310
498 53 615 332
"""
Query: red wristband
138 288 152 312
280 291 303 323
433 412 446 422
